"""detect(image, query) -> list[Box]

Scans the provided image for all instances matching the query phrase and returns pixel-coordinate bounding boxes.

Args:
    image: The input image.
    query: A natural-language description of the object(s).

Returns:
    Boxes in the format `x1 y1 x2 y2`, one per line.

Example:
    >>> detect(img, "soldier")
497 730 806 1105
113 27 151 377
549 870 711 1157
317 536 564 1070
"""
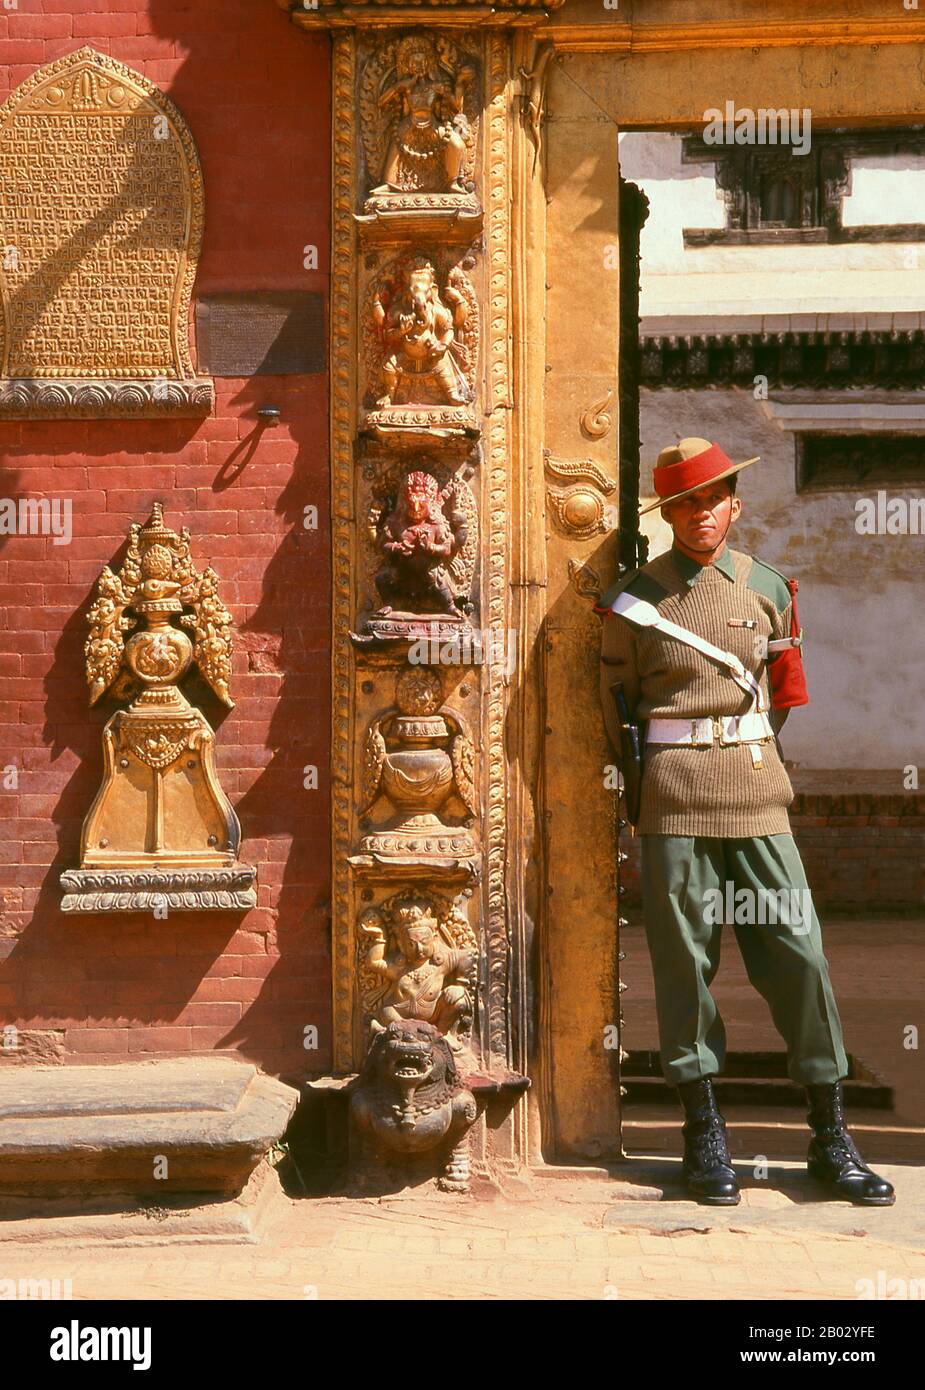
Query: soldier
596 437 895 1207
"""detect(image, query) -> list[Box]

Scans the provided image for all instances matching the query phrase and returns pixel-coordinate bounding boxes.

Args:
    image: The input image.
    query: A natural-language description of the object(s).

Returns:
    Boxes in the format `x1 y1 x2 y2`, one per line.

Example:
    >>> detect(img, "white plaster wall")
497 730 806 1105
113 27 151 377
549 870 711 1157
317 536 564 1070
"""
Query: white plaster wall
619 131 925 317
843 156 925 225
638 388 925 772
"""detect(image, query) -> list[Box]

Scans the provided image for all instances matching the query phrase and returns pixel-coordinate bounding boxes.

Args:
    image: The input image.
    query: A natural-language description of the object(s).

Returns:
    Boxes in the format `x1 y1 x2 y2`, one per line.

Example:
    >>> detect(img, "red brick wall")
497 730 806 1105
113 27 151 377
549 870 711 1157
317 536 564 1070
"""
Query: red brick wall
0 2 332 1077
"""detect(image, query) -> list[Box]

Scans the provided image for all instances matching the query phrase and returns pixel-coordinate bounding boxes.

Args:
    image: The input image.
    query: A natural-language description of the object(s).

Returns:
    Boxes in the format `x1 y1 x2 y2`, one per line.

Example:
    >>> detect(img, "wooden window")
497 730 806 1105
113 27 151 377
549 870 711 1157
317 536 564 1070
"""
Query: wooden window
682 130 925 247
796 434 925 491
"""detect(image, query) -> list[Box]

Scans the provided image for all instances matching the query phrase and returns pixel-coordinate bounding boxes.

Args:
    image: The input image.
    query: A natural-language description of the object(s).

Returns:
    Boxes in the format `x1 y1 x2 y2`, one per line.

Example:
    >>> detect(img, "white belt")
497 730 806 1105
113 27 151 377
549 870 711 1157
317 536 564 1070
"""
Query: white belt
646 711 774 747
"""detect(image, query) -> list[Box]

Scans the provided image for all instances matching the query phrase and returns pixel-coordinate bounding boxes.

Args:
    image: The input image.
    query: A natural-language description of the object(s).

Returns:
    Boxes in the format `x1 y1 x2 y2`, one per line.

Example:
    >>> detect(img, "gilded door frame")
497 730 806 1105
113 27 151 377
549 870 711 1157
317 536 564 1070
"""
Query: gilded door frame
273 0 925 1168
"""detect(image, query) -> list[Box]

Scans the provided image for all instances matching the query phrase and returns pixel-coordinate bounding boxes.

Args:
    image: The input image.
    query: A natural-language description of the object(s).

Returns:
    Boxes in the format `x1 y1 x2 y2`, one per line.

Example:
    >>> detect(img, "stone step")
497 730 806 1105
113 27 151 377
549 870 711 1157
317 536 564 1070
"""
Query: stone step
621 1048 881 1080
622 1074 893 1109
0 1057 299 1199
622 1105 925 1163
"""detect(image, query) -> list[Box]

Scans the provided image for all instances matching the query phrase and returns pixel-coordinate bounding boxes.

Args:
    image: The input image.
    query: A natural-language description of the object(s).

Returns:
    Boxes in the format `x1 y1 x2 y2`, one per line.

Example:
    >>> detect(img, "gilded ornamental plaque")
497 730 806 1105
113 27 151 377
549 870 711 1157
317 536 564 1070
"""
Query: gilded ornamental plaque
60 505 255 914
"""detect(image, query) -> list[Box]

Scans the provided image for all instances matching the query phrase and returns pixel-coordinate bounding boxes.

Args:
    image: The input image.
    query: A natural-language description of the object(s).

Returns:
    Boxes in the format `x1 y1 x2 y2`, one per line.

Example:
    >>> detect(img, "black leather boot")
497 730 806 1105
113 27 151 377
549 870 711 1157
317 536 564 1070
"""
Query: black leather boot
677 1077 740 1205
805 1081 895 1206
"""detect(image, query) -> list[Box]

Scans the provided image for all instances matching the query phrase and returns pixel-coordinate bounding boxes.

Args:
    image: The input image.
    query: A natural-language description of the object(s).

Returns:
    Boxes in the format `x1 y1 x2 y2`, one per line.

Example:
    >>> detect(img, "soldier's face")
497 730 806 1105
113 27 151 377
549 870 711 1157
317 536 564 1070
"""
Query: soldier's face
662 482 741 553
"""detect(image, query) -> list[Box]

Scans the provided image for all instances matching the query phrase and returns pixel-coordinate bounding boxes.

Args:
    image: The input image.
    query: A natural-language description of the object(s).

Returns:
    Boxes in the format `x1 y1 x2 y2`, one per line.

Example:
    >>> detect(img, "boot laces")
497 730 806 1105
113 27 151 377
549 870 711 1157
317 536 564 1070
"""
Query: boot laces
816 1126 865 1169
687 1122 730 1166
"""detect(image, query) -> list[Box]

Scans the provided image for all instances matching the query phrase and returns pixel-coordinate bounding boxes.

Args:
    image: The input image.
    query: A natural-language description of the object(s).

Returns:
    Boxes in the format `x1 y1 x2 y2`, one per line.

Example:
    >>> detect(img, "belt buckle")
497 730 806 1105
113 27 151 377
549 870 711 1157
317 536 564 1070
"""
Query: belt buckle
715 715 741 745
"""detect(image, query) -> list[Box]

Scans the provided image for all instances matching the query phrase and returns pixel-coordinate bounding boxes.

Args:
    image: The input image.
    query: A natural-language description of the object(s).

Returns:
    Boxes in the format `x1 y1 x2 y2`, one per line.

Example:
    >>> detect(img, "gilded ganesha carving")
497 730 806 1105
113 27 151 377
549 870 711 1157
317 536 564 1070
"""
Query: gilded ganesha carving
369 255 474 410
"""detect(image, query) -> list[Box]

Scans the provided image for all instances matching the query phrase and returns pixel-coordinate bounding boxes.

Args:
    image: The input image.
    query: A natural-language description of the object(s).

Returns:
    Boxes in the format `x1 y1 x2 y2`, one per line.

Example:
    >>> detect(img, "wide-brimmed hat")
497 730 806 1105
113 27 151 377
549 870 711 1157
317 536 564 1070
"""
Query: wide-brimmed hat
639 437 759 515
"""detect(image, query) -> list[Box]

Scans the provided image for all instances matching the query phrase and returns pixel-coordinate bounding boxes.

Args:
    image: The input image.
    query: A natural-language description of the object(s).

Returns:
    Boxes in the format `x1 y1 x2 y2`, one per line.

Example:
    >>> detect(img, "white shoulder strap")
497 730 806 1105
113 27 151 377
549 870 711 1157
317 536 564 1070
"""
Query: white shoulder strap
612 592 766 712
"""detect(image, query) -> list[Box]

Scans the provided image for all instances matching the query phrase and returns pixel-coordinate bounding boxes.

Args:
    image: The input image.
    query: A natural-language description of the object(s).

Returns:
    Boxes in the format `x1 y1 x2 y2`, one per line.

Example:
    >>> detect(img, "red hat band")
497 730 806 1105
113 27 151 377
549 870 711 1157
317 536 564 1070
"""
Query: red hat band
653 443 733 501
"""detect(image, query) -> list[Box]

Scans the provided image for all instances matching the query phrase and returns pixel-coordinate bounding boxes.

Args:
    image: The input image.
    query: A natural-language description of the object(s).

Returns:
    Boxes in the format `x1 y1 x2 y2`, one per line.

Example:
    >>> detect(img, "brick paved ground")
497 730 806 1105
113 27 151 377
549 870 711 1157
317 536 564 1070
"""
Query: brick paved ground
2 1158 924 1301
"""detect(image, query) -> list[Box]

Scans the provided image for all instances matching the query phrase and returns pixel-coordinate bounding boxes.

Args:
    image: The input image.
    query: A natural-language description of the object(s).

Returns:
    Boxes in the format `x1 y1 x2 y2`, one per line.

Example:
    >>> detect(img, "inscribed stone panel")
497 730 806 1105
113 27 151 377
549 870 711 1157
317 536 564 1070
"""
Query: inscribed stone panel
0 47 213 417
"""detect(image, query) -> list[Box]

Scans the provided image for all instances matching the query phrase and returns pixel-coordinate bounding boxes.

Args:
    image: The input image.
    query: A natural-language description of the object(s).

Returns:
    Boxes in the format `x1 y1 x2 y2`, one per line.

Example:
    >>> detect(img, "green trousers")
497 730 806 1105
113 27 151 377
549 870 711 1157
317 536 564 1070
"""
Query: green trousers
639 833 848 1087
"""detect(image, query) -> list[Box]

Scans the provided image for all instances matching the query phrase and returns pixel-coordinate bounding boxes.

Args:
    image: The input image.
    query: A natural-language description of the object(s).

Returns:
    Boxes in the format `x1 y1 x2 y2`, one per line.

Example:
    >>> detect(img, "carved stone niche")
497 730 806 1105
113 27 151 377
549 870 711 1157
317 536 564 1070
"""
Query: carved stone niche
0 48 213 419
361 247 480 438
60 505 255 914
350 666 479 877
351 453 479 646
356 31 483 240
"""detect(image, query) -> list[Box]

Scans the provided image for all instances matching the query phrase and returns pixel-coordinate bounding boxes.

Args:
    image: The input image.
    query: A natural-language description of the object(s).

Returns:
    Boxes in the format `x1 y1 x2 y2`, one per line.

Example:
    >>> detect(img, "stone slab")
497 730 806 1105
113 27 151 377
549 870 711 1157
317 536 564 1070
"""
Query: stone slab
0 1058 299 1198
0 1158 287 1247
196 292 325 377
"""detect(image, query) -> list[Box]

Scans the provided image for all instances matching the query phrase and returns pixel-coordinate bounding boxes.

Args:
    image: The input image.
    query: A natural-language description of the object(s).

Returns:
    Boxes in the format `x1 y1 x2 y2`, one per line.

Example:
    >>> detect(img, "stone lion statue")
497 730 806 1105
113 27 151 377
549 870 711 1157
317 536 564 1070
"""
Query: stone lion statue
349 1019 477 1191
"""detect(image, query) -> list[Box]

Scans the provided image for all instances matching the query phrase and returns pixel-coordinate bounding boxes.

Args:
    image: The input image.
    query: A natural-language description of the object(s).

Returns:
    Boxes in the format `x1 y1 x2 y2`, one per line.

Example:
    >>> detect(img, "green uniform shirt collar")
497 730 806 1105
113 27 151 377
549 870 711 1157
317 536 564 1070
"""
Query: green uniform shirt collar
671 543 736 586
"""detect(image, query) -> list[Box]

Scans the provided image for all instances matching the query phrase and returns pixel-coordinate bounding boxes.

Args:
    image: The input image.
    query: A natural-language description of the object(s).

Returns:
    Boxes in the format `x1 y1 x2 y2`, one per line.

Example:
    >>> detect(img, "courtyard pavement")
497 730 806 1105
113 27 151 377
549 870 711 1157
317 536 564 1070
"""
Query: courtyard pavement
2 1156 924 1301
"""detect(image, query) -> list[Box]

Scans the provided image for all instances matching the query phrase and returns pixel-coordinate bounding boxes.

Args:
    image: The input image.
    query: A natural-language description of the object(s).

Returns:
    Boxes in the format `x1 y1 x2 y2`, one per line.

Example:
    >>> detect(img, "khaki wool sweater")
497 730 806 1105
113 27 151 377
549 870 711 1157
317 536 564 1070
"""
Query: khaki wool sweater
598 545 800 837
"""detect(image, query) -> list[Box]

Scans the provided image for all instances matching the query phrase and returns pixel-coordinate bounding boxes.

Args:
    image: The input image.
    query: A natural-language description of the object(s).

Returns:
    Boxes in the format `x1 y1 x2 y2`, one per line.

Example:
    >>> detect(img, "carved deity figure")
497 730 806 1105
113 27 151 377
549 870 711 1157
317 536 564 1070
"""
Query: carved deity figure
371 35 475 195
375 471 469 617
360 896 476 1046
372 257 471 408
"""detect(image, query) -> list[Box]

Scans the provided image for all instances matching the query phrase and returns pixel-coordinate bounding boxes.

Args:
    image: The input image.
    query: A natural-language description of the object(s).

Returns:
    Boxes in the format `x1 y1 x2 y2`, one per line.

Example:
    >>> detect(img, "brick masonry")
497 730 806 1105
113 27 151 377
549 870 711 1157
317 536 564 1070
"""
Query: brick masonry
0 2 333 1075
